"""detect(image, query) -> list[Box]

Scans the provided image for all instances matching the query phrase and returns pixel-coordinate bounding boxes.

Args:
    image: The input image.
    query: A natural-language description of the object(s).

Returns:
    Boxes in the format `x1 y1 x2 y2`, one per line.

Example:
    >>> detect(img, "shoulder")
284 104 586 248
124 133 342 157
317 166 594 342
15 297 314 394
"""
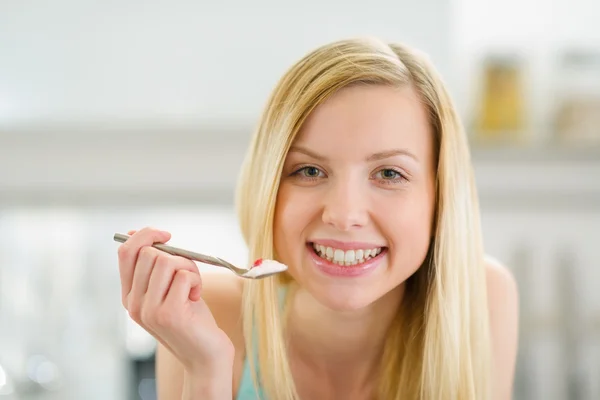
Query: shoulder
484 255 518 307
484 255 519 400
484 255 519 322
197 272 247 377
155 272 246 400
202 271 245 323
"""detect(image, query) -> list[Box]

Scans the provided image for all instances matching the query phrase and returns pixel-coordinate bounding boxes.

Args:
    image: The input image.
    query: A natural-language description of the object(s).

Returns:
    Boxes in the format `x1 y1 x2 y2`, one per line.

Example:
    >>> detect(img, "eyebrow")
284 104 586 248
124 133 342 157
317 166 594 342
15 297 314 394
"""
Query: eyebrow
289 145 419 162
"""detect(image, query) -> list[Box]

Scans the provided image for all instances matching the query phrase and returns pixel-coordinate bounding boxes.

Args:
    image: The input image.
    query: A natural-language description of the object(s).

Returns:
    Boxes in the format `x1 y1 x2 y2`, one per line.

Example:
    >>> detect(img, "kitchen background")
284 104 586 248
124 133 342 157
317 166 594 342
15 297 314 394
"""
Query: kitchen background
1 0 599 399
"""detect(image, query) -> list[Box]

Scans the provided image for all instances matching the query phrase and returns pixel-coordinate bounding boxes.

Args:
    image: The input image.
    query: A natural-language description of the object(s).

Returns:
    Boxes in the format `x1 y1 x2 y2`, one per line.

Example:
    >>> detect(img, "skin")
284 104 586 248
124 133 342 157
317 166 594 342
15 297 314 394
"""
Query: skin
273 84 436 398
120 85 519 400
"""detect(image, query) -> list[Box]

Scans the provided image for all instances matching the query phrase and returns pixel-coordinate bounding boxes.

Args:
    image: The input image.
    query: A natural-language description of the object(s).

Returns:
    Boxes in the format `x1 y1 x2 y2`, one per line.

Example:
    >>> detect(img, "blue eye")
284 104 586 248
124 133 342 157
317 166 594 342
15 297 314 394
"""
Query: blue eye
374 168 407 183
301 166 321 178
381 169 400 179
291 166 325 180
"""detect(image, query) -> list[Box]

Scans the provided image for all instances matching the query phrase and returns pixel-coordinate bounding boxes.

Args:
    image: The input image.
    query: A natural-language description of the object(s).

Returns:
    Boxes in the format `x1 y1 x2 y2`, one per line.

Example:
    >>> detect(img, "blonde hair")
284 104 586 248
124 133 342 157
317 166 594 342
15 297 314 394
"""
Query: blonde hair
235 38 491 400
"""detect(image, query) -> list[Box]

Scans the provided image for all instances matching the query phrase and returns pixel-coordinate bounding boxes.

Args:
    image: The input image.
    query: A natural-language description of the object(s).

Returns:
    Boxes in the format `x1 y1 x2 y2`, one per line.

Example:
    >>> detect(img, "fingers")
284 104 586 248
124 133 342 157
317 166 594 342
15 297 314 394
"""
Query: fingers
118 228 203 349
145 254 201 310
164 269 203 311
139 259 202 341
129 246 160 307
146 270 202 331
116 229 233 373
117 227 171 306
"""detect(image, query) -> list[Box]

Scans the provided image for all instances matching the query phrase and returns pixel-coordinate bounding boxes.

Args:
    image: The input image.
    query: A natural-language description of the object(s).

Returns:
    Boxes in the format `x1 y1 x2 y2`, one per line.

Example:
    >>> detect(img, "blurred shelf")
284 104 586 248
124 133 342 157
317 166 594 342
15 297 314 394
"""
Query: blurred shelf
0 187 235 208
471 143 600 163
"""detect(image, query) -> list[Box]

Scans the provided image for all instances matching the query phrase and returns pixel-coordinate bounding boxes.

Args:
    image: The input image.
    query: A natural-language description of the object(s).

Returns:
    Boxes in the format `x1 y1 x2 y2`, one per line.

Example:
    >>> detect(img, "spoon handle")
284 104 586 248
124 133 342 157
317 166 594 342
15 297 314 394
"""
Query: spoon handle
113 233 227 269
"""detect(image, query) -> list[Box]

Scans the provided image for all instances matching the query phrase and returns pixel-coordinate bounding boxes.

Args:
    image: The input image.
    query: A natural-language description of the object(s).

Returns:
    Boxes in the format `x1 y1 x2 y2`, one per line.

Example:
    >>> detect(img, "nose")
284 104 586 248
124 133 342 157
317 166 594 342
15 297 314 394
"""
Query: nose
321 177 369 231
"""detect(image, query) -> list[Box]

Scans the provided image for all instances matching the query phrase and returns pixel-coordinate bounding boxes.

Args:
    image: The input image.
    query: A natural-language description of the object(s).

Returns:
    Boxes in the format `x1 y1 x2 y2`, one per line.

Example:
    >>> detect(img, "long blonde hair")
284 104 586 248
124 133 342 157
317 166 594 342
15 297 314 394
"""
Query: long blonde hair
235 37 491 400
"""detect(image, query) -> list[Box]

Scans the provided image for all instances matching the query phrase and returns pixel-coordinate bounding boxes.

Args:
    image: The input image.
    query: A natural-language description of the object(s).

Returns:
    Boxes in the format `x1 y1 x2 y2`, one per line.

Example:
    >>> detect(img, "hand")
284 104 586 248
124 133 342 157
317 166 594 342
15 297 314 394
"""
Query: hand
117 227 235 373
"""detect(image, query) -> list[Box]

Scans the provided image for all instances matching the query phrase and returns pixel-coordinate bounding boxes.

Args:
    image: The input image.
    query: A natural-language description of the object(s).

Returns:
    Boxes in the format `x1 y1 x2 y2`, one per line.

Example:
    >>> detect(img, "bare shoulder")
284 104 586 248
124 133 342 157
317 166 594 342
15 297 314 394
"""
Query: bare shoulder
201 271 245 324
485 255 518 302
484 255 519 400
155 272 245 400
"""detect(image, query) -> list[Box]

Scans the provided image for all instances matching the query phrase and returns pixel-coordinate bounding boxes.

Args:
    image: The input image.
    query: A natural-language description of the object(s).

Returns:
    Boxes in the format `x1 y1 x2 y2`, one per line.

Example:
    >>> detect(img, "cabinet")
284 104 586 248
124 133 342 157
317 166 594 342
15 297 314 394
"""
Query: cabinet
474 149 600 400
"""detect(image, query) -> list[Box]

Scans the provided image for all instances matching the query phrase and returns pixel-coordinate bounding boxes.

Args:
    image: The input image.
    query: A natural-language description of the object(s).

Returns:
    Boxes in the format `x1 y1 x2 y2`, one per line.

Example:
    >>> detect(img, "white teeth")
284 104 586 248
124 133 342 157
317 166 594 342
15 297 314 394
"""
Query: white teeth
312 243 383 266
326 247 333 258
344 250 355 263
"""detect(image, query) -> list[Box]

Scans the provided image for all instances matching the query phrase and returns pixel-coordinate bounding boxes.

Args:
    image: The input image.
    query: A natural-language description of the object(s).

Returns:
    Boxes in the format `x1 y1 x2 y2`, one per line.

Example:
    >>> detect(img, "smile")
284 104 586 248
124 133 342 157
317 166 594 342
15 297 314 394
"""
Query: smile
310 243 385 266
306 242 387 278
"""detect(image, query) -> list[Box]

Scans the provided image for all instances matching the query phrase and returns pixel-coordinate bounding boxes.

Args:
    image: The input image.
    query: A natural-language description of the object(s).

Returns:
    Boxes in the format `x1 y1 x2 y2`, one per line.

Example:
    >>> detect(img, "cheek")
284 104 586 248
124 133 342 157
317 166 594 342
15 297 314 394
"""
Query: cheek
382 193 435 260
391 209 429 243
273 185 311 258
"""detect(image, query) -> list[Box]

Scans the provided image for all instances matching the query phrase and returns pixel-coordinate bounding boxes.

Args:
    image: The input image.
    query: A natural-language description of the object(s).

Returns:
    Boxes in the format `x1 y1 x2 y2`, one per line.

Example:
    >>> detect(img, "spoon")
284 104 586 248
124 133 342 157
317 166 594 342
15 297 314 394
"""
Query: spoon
113 233 287 279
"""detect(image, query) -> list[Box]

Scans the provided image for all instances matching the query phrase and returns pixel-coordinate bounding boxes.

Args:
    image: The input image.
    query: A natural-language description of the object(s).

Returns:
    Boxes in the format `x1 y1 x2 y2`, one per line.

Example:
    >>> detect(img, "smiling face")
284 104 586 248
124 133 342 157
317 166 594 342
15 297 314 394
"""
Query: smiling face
273 84 437 311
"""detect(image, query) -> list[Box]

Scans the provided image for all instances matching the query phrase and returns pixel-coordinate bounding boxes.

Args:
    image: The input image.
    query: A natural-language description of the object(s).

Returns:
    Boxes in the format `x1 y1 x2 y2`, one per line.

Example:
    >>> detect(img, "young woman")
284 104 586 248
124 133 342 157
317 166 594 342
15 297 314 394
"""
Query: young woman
117 38 519 399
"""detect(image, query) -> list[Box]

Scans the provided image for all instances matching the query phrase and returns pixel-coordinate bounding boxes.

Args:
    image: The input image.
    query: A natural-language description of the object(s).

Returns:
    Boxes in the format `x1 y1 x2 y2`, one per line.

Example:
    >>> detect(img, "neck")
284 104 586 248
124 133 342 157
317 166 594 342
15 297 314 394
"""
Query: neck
286 284 404 381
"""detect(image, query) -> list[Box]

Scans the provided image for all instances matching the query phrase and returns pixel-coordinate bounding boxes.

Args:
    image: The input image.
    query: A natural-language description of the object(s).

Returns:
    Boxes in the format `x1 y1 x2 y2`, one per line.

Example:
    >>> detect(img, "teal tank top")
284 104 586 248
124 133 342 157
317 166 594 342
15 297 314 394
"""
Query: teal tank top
236 356 264 399
236 287 289 400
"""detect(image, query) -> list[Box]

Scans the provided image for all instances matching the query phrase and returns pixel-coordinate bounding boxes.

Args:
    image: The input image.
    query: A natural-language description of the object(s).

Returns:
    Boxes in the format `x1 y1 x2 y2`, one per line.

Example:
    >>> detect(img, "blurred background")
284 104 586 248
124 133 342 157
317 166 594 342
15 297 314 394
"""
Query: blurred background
1 0 599 399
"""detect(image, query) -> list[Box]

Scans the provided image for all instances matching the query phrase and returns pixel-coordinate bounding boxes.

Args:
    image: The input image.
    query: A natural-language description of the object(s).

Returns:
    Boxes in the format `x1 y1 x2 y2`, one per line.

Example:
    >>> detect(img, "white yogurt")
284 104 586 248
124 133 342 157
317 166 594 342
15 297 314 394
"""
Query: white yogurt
242 259 288 278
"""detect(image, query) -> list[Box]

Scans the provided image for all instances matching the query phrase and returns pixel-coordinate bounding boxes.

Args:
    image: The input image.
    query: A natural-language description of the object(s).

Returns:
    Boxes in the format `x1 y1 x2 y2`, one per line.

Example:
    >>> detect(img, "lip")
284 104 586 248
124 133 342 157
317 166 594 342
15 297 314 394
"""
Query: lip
309 238 386 251
306 243 387 278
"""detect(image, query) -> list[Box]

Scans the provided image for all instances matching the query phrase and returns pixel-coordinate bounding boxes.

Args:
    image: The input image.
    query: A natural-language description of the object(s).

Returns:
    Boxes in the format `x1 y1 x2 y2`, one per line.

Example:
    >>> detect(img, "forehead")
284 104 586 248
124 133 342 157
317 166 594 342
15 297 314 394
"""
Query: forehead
293 84 432 160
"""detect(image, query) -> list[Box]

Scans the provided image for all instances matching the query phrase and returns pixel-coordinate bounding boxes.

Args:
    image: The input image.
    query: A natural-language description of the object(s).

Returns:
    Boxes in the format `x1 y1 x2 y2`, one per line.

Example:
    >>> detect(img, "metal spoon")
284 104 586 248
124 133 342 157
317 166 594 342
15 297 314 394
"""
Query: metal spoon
113 233 283 279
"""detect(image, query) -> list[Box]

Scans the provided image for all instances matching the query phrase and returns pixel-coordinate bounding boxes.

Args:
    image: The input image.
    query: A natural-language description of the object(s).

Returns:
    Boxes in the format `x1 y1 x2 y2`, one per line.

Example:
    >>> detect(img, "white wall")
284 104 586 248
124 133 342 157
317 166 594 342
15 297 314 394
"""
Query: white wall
0 0 454 205
0 0 453 126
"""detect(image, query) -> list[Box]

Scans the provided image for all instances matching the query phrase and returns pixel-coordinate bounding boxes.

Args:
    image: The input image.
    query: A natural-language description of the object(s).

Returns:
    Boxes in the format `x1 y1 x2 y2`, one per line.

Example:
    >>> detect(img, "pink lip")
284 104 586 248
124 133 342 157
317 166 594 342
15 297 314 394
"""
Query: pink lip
306 243 387 278
309 239 386 251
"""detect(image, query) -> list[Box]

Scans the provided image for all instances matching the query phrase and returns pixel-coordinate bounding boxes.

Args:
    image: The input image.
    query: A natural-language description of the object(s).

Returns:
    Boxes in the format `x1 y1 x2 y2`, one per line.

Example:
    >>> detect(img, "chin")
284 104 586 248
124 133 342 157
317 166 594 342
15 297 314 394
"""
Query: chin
326 295 378 312
285 267 383 311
